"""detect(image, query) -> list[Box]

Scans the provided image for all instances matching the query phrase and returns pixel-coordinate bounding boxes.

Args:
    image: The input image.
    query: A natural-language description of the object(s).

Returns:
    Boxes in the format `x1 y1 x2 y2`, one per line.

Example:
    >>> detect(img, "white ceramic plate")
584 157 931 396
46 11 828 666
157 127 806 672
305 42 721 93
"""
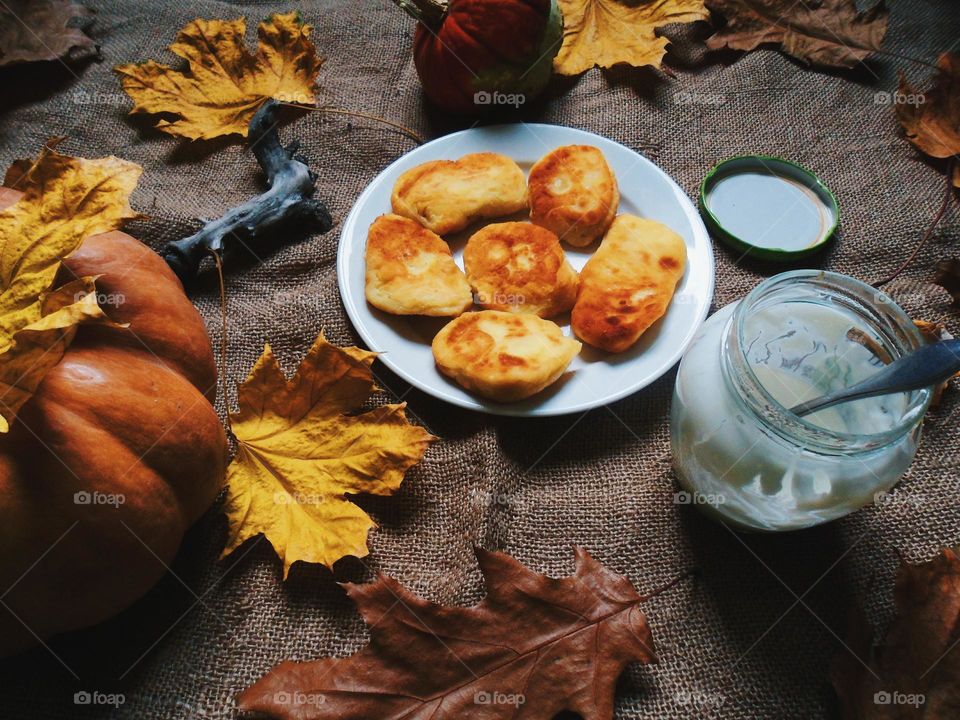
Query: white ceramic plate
338 123 714 417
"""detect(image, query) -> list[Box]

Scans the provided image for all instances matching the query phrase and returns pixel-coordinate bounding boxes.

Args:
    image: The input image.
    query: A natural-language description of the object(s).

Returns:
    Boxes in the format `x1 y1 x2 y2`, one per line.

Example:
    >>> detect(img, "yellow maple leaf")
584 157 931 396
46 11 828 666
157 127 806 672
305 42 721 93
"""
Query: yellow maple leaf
554 0 709 76
114 12 322 141
222 333 434 577
0 148 141 431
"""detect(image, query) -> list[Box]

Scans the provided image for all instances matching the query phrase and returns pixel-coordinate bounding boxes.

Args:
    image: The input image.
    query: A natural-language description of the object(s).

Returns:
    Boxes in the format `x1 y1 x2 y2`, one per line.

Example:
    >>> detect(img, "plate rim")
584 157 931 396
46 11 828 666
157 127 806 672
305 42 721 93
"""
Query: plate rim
337 122 715 417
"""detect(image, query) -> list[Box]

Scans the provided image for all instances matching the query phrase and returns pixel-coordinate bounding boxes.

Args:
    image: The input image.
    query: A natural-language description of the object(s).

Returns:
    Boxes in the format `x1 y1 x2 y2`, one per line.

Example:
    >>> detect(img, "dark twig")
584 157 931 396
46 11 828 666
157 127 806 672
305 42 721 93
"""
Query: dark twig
873 159 956 288
163 99 333 286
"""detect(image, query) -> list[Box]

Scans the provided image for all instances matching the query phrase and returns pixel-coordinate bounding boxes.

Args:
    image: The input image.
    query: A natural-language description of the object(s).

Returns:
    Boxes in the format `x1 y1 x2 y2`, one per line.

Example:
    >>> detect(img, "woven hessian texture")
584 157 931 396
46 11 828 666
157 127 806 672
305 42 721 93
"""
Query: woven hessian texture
0 1 958 718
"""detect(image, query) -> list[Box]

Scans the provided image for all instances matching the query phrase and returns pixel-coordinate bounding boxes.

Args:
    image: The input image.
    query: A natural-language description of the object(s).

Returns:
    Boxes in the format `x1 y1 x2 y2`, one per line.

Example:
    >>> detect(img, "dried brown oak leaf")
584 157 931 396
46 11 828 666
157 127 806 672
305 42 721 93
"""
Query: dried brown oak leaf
705 0 888 69
832 548 960 718
0 0 97 67
237 547 656 719
897 53 960 189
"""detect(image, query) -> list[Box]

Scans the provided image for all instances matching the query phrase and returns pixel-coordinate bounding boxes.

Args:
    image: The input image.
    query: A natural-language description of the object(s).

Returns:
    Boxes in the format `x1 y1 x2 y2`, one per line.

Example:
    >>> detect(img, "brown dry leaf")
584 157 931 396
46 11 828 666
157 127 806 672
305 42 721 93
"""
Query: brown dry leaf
237 547 656 719
554 0 709 76
0 0 97 67
221 333 434 577
934 259 960 305
705 0 888 68
832 548 960 718
114 12 322 141
0 147 140 431
897 53 960 188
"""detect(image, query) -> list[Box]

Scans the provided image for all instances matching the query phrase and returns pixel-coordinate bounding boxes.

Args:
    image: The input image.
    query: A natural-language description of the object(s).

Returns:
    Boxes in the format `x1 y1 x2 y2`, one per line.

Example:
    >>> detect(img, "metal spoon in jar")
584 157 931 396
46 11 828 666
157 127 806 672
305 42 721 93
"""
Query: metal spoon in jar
789 339 960 417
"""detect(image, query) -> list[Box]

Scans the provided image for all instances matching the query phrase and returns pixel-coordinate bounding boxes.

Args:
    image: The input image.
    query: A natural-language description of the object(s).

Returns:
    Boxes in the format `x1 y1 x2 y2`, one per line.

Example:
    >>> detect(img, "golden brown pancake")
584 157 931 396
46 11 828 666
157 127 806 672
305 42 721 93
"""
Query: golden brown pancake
528 145 619 247
391 152 528 235
432 311 581 402
572 215 686 353
365 214 473 316
463 222 579 318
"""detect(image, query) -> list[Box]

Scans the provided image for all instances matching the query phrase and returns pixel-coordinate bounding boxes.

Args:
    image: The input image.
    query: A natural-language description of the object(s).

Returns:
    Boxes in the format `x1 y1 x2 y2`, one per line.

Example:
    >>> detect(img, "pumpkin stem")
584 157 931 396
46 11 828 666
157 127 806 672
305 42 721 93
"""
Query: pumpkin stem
391 0 448 30
162 100 332 286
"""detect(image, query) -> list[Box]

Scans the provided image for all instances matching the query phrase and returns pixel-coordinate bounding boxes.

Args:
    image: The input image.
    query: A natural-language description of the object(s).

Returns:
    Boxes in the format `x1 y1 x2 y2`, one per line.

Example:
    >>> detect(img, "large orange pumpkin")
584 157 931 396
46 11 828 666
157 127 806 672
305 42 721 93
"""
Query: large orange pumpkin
0 187 226 657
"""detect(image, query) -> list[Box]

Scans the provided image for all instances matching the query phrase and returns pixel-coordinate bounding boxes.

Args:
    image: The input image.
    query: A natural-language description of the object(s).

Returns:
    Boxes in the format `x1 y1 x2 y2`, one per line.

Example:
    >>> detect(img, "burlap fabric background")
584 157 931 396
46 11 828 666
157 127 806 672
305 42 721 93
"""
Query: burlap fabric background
1 1 958 718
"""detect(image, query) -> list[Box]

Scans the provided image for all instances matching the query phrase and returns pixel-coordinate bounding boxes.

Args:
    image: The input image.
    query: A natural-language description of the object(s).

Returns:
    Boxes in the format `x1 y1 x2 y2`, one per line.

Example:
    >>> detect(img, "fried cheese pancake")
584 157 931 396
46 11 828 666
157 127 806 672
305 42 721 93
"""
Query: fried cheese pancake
365 214 473 317
572 215 686 353
391 152 528 235
463 222 579 318
528 145 619 247
432 311 581 402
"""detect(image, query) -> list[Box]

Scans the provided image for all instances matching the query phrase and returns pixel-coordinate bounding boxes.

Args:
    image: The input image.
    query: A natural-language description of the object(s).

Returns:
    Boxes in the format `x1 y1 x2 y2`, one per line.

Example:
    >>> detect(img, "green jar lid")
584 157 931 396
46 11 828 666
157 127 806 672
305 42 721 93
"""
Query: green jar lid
698 155 840 260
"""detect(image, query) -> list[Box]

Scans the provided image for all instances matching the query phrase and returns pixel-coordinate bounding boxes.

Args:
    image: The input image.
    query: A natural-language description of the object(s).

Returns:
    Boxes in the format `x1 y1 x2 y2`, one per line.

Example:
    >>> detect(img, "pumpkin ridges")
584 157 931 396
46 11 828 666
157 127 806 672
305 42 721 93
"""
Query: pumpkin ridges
452 0 549 63
0 342 224 653
35 344 225 517
0 188 226 656
0 399 188 647
61 231 218 398
408 0 560 113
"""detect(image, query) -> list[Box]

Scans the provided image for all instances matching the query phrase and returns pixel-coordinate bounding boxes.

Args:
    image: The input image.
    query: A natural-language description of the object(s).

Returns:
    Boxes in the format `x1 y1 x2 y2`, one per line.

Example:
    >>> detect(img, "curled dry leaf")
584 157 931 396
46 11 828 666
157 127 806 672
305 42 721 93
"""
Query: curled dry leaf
705 0 888 68
0 148 140 431
115 12 323 141
237 547 656 719
0 0 97 67
897 53 960 189
832 548 960 718
934 259 960 305
554 0 709 76
221 333 433 577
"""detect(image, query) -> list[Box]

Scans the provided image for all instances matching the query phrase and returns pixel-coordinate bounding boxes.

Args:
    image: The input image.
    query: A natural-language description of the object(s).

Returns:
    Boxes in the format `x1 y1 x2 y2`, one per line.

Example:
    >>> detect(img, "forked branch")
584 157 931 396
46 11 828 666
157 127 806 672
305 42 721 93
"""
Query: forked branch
163 99 332 285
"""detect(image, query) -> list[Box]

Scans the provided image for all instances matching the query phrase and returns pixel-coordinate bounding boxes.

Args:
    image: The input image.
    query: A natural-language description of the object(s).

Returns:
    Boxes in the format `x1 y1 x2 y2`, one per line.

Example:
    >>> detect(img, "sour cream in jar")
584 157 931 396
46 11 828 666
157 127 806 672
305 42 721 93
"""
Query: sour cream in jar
670 270 931 531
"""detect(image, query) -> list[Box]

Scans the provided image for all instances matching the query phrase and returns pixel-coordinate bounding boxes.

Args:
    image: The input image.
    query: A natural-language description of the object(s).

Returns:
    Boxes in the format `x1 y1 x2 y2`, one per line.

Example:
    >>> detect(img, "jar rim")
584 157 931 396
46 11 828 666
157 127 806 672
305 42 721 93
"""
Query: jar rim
724 270 931 453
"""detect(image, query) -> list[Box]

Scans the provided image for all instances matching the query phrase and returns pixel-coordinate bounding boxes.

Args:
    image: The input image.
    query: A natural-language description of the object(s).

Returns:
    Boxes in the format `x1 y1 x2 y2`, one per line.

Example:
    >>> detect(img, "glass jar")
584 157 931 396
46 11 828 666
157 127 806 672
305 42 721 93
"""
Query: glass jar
670 270 931 531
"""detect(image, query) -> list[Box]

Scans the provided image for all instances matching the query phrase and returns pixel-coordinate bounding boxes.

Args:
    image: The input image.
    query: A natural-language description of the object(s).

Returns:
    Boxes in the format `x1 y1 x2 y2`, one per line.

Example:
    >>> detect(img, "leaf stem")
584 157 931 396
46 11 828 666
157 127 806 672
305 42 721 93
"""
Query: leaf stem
638 567 697 601
873 159 956 288
870 48 940 71
208 248 233 438
283 103 424 145
389 0 448 29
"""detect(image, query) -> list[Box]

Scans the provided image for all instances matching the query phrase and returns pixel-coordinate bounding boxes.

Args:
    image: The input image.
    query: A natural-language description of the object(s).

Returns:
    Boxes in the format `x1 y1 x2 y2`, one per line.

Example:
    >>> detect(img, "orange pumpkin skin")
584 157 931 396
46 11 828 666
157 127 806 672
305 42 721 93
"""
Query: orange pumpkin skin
0 188 226 656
